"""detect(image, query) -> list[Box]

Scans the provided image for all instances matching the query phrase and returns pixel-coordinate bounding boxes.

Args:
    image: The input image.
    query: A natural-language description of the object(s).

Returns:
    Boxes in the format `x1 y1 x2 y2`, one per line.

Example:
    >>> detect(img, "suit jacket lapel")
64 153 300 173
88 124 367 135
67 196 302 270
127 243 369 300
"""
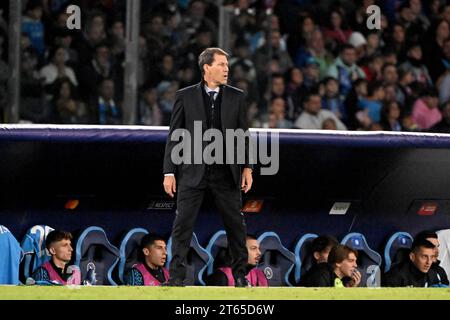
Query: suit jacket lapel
220 85 229 132
194 82 207 131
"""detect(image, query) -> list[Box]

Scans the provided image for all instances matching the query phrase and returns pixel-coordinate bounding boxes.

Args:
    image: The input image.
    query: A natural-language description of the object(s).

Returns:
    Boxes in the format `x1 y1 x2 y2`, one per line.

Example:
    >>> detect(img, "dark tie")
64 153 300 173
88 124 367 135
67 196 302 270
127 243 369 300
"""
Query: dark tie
208 91 216 108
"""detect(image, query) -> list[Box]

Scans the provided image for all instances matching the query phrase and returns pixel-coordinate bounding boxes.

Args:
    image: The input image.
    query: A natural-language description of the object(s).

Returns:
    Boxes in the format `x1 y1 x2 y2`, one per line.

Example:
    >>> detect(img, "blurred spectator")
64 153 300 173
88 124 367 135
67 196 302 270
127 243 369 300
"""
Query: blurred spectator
178 0 218 46
347 32 367 62
412 87 442 130
51 77 88 124
22 0 46 59
343 78 368 129
424 19 450 82
361 54 384 82
20 47 49 123
39 46 78 90
295 92 347 130
72 10 107 65
52 28 79 68
265 97 293 129
138 85 163 126
397 66 416 109
327 44 366 97
397 1 427 44
157 80 179 125
254 29 293 82
322 118 338 130
89 78 122 125
323 8 352 52
150 52 178 87
285 67 306 120
321 77 346 122
380 101 403 131
293 29 334 79
429 101 450 133
357 81 385 126
386 23 407 62
143 13 171 68
302 57 321 90
229 37 257 83
107 20 126 61
78 43 119 102
287 13 316 56
366 32 383 58
399 43 433 87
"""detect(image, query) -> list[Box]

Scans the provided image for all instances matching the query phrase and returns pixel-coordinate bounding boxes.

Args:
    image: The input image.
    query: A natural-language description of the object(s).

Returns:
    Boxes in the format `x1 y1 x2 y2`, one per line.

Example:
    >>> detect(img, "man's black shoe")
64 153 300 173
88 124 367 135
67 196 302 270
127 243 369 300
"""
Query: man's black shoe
235 277 249 288
162 278 185 287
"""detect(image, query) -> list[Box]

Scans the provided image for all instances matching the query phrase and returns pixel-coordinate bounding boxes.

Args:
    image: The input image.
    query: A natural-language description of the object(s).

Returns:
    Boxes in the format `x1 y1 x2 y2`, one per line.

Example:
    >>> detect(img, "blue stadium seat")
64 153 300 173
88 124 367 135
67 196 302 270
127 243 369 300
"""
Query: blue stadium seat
166 232 212 286
293 233 318 284
384 231 413 272
205 230 229 276
341 232 382 287
75 226 120 285
0 225 23 284
118 228 149 284
21 225 55 280
257 232 296 287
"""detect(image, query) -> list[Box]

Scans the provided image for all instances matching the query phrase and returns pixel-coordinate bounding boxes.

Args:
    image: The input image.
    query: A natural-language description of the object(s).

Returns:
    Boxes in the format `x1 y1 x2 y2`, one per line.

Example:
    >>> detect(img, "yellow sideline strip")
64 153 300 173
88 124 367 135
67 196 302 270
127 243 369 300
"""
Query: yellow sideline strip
1 286 450 300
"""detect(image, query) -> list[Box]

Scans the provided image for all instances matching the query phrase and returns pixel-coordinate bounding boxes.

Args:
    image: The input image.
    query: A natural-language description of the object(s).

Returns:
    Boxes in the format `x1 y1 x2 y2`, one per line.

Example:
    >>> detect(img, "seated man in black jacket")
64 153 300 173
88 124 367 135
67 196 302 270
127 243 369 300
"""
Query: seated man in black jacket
300 244 361 287
411 230 449 286
298 235 338 286
382 238 448 287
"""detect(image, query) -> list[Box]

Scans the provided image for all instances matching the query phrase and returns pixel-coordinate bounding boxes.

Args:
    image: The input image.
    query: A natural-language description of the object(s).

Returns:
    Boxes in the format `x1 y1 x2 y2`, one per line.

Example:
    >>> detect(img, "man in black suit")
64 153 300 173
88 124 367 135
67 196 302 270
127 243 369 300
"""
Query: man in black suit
163 47 253 287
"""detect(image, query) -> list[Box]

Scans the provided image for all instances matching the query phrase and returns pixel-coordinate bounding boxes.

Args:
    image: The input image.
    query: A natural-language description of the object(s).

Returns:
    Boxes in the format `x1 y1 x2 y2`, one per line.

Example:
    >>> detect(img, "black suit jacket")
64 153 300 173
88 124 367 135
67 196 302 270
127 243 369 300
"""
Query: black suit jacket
163 82 252 188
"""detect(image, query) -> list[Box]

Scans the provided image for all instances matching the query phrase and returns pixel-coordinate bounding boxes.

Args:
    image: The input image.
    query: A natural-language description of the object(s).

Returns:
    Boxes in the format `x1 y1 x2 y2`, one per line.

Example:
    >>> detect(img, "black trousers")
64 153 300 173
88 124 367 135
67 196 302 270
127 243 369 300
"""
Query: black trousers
169 165 248 282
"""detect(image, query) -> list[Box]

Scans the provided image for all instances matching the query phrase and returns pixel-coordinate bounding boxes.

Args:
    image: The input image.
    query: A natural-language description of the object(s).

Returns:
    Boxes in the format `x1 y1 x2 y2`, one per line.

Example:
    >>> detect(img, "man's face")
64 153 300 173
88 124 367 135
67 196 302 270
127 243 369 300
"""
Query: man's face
50 239 73 263
341 48 356 66
144 240 167 268
426 237 440 262
204 53 229 86
271 98 285 116
305 95 321 115
325 80 338 96
247 239 261 266
410 247 434 273
383 66 398 84
270 31 281 49
336 252 358 278
271 77 285 96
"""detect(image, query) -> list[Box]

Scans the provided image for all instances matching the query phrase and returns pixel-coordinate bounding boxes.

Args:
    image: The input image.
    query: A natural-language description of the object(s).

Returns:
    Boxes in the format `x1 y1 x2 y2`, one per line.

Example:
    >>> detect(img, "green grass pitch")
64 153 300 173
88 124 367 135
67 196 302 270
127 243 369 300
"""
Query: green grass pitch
1 286 450 300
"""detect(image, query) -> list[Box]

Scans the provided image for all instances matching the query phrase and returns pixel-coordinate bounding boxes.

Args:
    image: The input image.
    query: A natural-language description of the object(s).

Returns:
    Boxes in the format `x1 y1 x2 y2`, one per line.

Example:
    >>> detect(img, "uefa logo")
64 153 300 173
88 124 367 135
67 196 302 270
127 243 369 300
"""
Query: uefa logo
263 267 273 280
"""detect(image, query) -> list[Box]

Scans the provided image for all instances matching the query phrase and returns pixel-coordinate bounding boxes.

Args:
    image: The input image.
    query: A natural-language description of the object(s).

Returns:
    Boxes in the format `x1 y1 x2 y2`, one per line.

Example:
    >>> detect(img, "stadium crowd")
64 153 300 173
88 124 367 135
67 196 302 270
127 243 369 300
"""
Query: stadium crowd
0 0 449 129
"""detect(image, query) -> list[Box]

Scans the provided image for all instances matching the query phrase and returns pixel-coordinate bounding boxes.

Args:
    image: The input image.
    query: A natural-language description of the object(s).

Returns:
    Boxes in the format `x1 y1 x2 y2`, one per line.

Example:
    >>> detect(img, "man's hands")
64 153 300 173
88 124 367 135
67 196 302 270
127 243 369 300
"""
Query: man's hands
164 167 253 197
241 168 253 193
347 269 362 287
163 175 177 198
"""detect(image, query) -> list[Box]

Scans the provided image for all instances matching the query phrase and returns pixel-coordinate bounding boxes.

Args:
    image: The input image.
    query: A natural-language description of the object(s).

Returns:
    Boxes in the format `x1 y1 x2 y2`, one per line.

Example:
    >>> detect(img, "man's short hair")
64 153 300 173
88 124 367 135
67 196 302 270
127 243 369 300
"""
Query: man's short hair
246 234 257 241
46 230 72 250
311 235 338 254
414 230 438 242
141 233 166 250
328 244 358 266
198 47 229 75
411 238 436 253
304 90 321 103
339 43 356 53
